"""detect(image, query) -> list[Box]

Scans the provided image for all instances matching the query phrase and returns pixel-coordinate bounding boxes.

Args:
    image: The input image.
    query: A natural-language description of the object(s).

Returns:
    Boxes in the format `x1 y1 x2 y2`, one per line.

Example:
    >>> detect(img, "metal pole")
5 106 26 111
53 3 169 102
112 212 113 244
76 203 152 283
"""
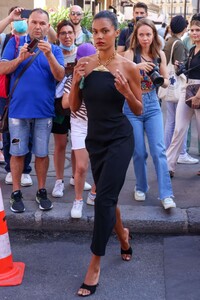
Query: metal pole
184 0 187 19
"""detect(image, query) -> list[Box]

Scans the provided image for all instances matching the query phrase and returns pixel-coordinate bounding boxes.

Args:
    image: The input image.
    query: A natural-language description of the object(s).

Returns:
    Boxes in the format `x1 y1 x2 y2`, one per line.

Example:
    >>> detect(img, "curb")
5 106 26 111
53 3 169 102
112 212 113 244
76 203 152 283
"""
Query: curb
4 201 200 234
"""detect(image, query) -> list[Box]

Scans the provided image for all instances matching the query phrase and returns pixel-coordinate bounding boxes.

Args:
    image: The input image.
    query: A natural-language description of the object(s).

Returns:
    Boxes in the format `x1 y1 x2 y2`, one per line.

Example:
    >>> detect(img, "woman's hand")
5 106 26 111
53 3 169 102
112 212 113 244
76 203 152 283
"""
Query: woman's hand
137 61 155 73
114 69 130 97
190 95 200 109
73 61 88 85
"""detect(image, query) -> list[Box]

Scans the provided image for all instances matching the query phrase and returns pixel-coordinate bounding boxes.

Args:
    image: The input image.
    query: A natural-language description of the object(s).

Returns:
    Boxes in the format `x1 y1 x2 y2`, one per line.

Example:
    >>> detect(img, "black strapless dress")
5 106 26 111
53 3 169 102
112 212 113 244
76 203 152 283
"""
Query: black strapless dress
83 71 134 256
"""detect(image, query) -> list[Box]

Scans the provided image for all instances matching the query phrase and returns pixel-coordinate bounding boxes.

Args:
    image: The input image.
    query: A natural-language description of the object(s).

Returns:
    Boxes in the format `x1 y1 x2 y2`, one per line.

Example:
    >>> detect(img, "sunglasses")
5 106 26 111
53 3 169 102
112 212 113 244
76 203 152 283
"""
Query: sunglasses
70 11 82 16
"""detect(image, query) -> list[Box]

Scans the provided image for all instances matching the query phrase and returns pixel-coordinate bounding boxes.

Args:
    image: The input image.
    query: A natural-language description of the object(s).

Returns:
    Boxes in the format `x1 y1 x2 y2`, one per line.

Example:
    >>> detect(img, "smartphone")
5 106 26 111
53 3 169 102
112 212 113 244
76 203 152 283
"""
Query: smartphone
21 9 32 19
27 38 39 53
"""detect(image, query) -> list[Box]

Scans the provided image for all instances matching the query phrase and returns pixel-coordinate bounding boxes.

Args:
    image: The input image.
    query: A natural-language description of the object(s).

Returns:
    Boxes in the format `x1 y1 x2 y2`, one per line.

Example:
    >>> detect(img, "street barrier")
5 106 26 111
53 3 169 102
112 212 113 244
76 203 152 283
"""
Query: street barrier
0 188 25 286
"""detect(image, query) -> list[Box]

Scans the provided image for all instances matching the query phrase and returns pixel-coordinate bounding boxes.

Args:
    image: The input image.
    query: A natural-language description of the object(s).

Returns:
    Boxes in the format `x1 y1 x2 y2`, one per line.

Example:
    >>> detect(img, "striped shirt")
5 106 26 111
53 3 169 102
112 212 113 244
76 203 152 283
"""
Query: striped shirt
64 75 87 121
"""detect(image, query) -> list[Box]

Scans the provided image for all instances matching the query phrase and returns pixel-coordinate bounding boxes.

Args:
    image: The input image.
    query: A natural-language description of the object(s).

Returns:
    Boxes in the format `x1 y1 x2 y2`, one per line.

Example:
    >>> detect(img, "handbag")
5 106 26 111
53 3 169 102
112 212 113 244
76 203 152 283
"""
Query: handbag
0 74 10 98
185 80 200 109
0 50 41 133
158 40 186 102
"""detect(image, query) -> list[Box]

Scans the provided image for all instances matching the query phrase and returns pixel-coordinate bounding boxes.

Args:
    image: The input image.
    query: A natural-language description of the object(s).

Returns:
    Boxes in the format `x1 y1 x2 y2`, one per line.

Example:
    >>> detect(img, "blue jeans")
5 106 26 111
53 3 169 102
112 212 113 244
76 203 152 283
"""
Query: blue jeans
0 97 32 173
123 90 173 200
9 118 52 157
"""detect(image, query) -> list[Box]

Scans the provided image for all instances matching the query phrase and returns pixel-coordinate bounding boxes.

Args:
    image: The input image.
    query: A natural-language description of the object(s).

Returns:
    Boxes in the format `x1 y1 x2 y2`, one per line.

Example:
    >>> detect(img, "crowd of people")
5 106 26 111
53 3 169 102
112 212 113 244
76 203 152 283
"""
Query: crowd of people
0 2 200 297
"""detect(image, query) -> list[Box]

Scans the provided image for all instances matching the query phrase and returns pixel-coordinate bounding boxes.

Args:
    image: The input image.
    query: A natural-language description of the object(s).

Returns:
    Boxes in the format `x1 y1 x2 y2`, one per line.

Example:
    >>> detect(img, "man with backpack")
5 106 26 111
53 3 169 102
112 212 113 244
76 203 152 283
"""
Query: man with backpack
117 2 148 54
69 5 93 46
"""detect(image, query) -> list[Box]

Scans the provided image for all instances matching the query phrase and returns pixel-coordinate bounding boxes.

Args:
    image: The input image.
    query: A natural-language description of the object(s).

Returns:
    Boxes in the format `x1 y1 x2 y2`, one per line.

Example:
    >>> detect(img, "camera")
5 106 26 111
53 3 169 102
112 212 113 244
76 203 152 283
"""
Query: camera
176 62 187 76
147 65 164 87
27 38 39 53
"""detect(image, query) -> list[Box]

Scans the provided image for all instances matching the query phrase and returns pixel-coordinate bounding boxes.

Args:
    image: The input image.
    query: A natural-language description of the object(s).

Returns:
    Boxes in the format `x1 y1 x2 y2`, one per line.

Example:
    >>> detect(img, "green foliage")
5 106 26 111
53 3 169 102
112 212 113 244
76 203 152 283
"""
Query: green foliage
49 7 93 31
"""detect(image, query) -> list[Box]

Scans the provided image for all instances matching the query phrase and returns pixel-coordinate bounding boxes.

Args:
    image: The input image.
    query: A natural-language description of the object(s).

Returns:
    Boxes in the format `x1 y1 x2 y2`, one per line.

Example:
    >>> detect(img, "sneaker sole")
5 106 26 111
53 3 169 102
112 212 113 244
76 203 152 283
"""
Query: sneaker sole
5 181 13 185
71 213 82 218
52 192 64 198
177 160 199 164
134 193 145 201
86 199 95 206
70 181 91 191
162 203 176 210
10 206 25 213
35 197 53 211
21 182 33 187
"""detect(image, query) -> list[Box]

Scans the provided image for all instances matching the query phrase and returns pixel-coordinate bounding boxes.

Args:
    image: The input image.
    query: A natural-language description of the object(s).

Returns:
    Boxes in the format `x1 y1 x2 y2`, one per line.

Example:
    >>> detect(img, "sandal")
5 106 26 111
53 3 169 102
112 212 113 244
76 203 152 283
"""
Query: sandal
197 171 200 176
121 246 133 261
77 282 99 297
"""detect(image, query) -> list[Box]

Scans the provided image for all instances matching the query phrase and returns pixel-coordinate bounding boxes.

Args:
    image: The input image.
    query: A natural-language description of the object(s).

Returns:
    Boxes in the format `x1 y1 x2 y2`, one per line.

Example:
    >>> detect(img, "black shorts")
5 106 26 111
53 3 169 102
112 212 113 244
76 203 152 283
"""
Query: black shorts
51 115 70 134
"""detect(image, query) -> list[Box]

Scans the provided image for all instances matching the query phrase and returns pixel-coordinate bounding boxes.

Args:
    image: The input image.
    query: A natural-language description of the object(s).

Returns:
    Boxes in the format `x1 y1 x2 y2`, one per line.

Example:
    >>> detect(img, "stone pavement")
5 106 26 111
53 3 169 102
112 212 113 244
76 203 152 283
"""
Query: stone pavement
0 106 199 234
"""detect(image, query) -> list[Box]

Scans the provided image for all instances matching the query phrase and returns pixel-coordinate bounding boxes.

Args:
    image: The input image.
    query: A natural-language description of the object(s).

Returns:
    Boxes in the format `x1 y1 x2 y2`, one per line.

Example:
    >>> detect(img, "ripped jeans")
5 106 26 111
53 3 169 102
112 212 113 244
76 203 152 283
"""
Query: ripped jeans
9 118 52 157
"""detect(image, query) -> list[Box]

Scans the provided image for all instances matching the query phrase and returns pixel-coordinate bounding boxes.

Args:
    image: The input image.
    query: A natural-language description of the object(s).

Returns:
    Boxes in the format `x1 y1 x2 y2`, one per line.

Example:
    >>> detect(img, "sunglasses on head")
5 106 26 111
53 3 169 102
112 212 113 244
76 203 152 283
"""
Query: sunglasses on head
70 11 82 16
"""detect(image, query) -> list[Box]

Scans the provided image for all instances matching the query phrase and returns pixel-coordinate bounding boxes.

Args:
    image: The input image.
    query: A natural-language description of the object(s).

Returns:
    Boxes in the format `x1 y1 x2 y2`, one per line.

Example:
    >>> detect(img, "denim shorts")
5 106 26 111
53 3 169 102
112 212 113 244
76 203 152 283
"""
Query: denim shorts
9 118 52 157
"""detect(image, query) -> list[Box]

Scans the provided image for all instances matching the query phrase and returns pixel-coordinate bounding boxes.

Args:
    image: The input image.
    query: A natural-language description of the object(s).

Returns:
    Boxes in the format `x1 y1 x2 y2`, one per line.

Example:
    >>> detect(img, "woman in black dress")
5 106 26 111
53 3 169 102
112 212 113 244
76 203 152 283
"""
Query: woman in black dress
69 10 142 297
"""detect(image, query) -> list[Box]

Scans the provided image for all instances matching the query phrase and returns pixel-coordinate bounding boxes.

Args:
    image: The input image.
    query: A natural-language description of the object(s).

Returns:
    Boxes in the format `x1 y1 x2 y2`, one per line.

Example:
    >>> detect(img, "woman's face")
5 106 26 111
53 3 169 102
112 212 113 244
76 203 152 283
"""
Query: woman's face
190 24 200 43
92 18 118 50
137 25 154 48
58 25 75 47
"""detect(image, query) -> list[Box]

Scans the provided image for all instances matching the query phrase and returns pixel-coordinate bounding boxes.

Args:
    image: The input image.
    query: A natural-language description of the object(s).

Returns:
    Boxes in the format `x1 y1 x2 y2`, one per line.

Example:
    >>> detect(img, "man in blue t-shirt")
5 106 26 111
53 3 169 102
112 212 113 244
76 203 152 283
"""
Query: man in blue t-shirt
0 8 65 213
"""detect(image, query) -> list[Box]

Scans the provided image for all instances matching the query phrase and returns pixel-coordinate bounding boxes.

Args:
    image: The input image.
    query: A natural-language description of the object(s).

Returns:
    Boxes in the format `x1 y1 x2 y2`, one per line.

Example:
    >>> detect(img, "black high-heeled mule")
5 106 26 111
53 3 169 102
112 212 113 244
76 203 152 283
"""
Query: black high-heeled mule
78 282 99 297
121 246 133 261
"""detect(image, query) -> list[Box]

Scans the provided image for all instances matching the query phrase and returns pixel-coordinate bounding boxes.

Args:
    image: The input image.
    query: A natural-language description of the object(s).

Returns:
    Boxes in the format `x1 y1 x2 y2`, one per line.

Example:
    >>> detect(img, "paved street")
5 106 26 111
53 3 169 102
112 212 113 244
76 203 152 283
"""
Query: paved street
1 231 200 300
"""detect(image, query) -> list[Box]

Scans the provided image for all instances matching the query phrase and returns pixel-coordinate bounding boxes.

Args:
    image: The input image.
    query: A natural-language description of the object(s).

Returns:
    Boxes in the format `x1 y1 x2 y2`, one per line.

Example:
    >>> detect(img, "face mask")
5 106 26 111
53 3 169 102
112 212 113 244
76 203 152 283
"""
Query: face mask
59 43 75 51
13 20 28 33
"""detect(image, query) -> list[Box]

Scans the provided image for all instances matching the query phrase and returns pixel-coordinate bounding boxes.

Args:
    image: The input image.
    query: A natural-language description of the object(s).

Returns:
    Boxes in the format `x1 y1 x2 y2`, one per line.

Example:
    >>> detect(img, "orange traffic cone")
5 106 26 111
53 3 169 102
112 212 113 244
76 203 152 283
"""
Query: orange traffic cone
0 188 25 286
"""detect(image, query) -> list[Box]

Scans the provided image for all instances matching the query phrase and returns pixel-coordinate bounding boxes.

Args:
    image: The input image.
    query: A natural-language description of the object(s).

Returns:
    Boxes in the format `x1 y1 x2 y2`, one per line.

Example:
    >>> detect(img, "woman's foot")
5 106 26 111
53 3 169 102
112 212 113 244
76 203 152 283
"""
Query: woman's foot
197 170 200 176
120 228 132 261
77 256 100 297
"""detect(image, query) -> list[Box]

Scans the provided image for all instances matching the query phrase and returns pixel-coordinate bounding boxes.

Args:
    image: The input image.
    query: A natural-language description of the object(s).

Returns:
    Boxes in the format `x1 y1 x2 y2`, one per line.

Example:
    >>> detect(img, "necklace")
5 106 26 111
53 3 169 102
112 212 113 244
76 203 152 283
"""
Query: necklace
96 51 116 71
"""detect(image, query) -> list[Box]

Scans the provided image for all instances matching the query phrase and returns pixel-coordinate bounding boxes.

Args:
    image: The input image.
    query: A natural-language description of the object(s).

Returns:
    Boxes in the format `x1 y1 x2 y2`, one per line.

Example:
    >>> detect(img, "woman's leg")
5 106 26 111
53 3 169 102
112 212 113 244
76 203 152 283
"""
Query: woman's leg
164 101 177 150
123 101 148 193
74 148 89 200
145 94 173 200
53 133 67 180
77 255 101 296
166 97 194 172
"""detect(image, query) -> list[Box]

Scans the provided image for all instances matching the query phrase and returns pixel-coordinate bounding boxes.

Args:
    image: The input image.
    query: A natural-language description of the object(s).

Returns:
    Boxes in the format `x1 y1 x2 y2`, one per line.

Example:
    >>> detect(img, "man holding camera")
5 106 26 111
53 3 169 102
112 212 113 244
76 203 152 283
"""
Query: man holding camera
0 8 65 213
117 2 148 54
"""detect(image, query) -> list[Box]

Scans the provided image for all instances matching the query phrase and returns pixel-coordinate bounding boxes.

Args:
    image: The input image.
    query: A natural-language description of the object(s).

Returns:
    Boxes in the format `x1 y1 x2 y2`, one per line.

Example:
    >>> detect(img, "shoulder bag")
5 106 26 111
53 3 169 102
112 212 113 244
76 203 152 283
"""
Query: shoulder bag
0 50 41 133
158 40 186 102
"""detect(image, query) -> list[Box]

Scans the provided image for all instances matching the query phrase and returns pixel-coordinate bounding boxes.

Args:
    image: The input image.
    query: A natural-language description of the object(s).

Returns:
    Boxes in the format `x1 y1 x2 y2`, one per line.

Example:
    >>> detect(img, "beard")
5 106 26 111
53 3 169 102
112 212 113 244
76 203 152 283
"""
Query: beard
70 19 81 26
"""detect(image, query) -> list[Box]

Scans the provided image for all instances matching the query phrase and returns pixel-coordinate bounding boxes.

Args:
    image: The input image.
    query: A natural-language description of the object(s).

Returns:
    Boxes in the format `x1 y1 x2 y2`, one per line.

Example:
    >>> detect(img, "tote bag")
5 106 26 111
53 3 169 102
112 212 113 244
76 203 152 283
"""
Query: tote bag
158 40 186 102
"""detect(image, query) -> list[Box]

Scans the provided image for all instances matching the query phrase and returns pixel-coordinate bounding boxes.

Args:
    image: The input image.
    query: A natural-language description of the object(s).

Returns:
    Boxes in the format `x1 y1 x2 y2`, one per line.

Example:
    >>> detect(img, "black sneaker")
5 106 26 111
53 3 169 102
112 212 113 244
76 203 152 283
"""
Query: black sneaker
36 188 53 211
10 190 25 213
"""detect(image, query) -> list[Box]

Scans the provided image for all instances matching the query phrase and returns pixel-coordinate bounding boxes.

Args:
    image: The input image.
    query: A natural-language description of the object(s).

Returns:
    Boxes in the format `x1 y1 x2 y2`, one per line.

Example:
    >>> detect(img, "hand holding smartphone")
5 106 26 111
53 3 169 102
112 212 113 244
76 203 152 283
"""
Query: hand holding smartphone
27 38 40 53
21 9 32 19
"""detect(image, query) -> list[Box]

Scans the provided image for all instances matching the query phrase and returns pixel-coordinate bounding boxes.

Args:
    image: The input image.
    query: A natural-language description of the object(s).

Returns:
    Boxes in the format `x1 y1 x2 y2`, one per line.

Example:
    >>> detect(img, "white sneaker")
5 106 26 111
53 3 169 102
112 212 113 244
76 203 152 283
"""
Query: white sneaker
71 200 83 218
21 174 33 187
5 172 13 185
86 192 96 206
177 153 199 164
69 177 91 191
161 197 176 210
134 190 145 201
52 179 64 198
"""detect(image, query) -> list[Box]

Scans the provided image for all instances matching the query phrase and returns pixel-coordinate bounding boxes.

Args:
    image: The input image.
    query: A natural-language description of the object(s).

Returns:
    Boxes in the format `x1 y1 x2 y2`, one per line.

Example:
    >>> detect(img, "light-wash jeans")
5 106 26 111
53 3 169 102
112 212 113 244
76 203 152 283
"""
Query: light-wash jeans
9 118 52 157
123 89 173 200
164 101 187 155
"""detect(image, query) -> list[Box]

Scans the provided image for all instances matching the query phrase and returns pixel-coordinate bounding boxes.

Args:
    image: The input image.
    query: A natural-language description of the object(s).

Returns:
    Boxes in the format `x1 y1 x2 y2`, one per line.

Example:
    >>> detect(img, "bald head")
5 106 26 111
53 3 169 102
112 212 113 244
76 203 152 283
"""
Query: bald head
69 5 83 25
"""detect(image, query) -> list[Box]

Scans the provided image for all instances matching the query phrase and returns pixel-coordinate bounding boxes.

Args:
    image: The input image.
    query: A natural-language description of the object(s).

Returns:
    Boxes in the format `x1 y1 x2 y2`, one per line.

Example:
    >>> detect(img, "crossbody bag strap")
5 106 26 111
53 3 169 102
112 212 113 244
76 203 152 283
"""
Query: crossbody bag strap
8 50 41 101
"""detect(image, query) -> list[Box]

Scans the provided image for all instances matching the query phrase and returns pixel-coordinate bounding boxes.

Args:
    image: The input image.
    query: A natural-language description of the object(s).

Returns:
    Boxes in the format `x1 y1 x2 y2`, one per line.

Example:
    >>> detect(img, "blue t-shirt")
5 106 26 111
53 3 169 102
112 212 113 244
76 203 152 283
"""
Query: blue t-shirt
1 35 64 118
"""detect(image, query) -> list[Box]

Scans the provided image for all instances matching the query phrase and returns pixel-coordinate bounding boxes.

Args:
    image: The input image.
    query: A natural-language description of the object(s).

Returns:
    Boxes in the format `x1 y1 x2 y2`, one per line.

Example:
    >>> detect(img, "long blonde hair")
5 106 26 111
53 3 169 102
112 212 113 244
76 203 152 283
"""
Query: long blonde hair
129 18 162 59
